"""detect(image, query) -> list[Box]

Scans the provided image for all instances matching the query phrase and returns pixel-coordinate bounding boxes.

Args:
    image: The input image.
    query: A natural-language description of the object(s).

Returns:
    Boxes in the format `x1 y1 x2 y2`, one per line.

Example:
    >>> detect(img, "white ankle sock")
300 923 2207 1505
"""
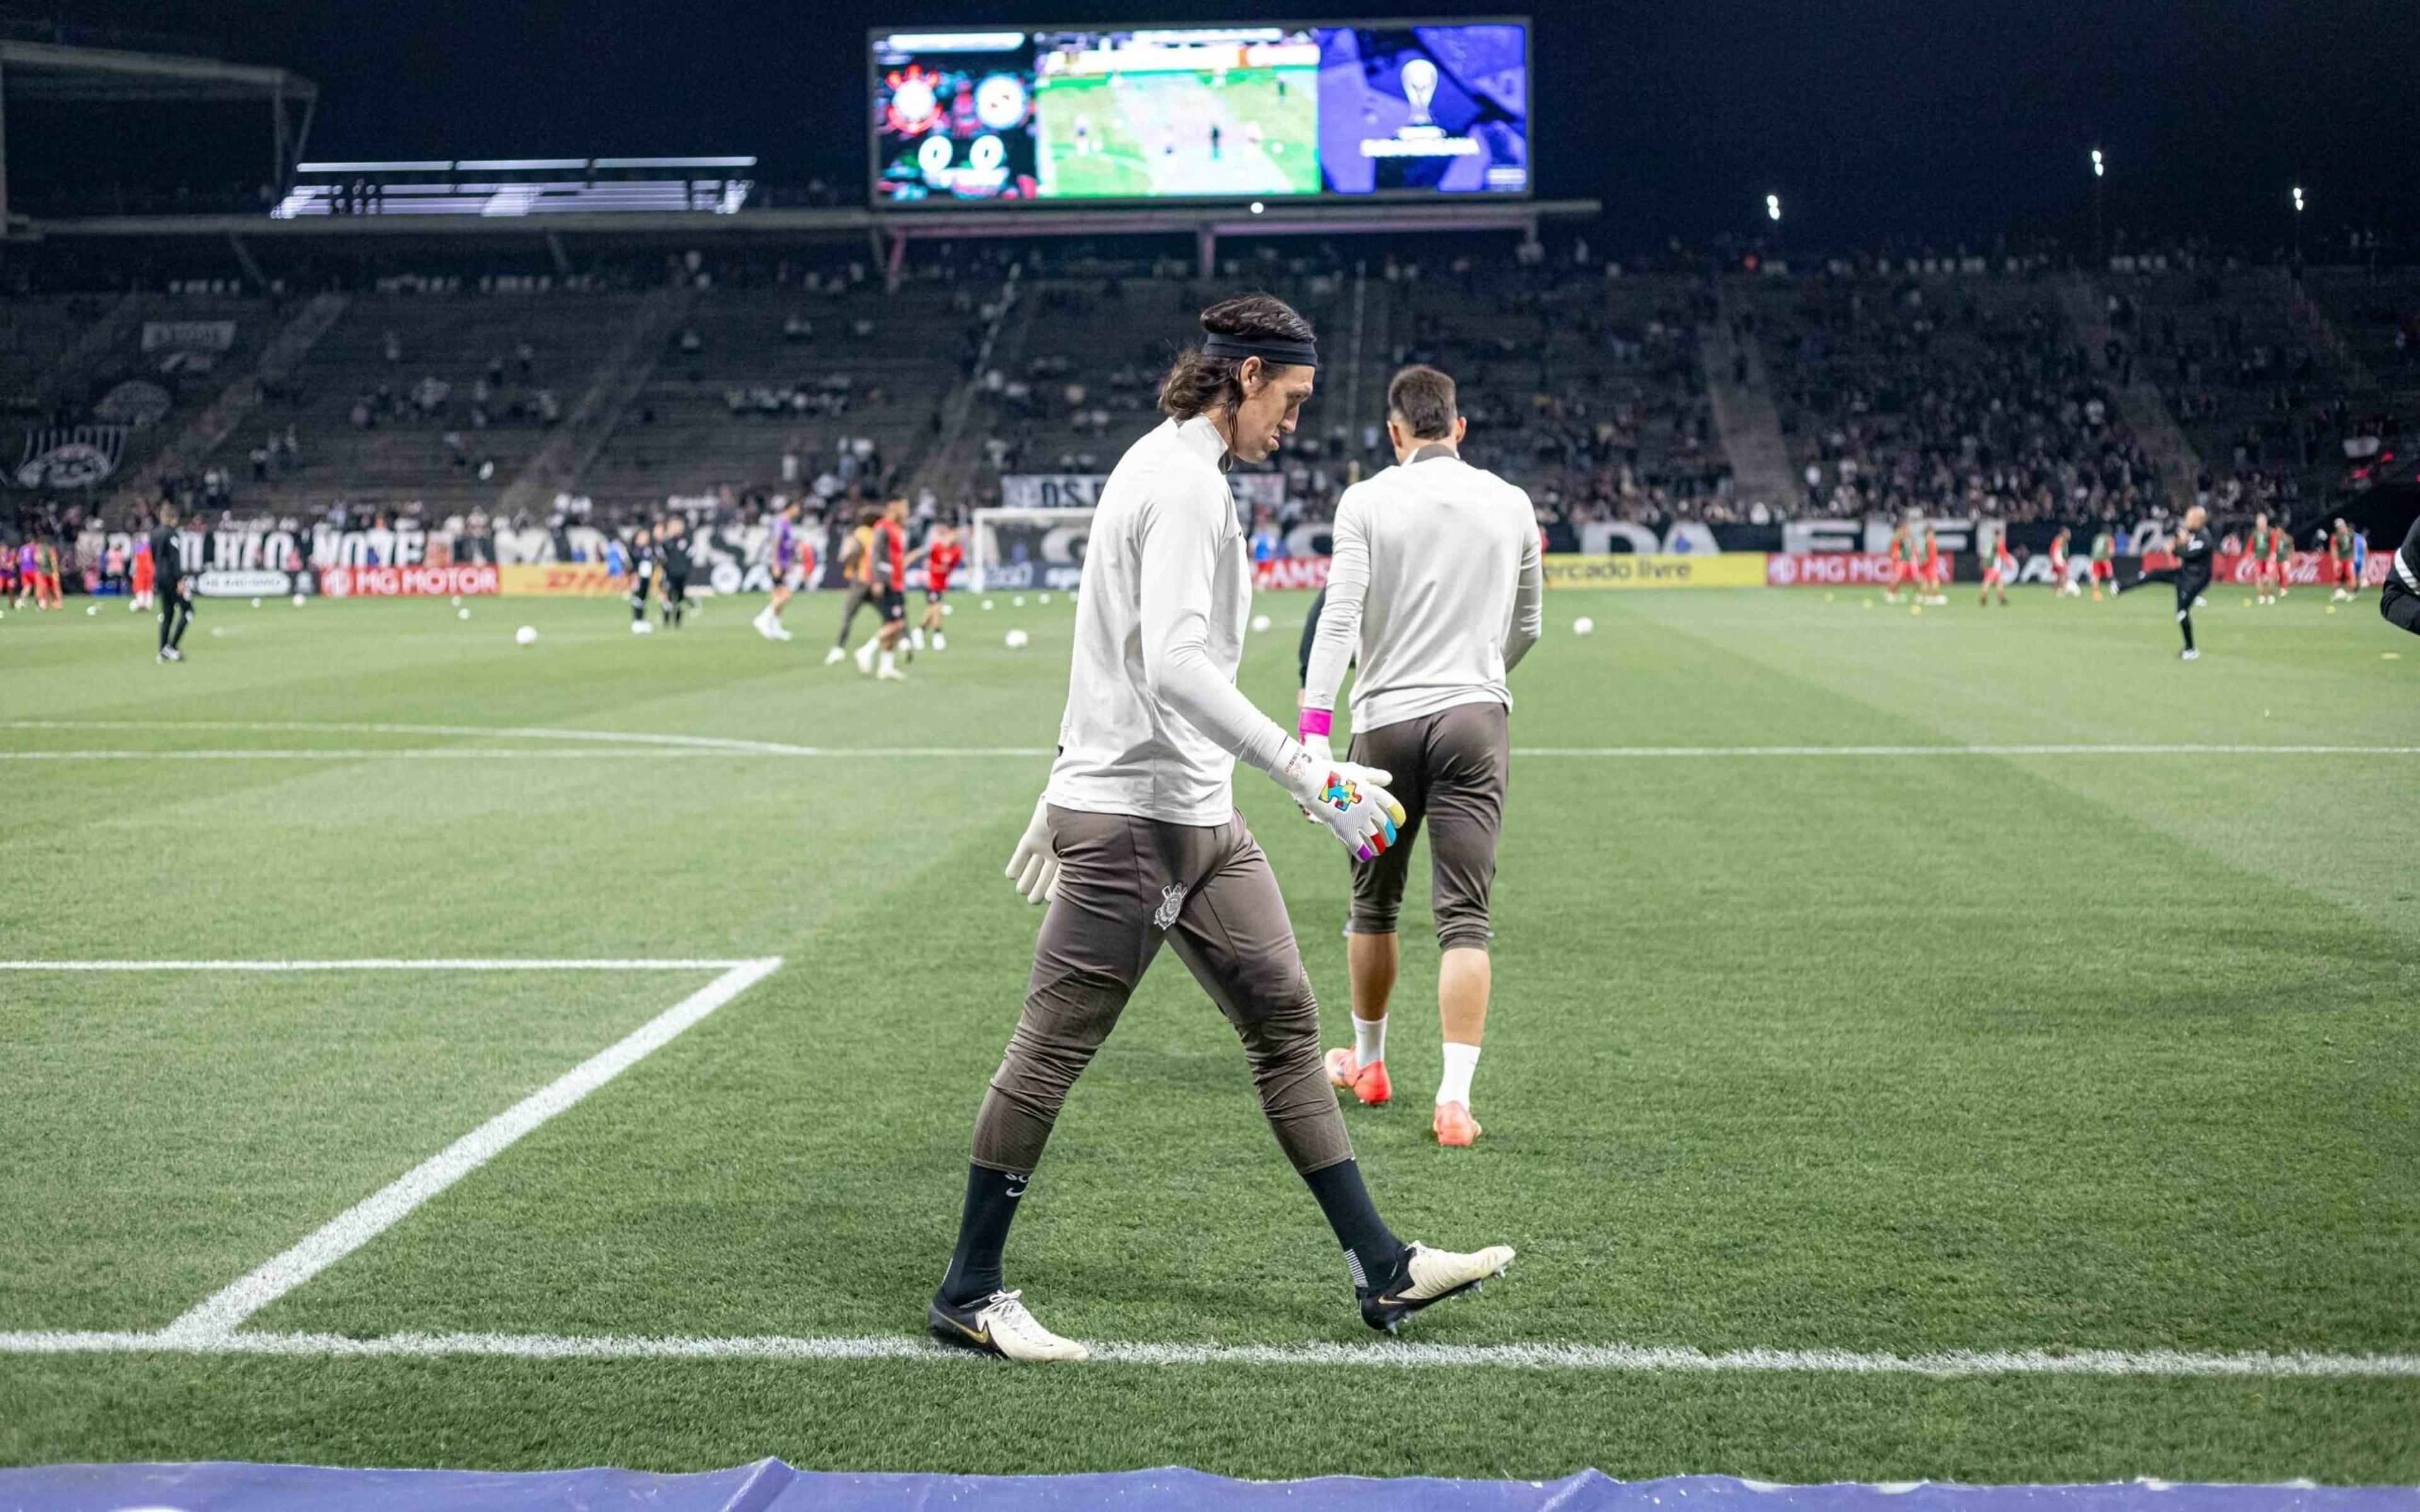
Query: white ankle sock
879 650 896 674
1354 1014 1386 1067
1437 1042 1481 1106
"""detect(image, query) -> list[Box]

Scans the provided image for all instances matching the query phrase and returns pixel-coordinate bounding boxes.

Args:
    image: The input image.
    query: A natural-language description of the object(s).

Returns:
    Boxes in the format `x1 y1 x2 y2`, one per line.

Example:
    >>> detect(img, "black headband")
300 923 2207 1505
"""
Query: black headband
1201 333 1320 370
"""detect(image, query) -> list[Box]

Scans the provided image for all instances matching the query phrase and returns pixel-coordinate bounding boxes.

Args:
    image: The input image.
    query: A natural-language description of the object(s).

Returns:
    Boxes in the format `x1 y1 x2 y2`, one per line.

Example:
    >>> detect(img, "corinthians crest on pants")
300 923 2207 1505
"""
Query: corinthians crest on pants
1151 883 1187 931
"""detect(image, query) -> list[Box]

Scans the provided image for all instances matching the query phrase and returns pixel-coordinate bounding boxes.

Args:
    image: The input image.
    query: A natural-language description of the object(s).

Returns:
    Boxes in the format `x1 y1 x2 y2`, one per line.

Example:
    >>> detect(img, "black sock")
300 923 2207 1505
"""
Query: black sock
939 1163 1028 1305
1303 1159 1403 1292
2180 610 2194 651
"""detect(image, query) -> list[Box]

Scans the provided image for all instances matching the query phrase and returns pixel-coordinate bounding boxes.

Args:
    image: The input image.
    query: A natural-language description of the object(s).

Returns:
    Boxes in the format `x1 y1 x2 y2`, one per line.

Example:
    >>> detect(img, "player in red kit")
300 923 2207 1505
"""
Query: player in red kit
1979 531 2016 606
1884 522 1915 604
1920 525 1947 604
852 496 913 682
913 521 964 653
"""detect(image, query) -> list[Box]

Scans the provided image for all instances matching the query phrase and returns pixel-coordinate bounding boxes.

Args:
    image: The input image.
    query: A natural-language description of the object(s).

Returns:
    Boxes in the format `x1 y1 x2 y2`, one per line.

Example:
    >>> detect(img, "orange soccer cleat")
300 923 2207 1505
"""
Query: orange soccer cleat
1432 1100 1482 1147
1325 1047 1392 1106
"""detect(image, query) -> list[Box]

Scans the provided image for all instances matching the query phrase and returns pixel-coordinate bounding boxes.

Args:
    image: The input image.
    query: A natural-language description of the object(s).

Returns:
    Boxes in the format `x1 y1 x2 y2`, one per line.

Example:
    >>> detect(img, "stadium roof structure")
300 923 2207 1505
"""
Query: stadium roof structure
20 193 1601 285
0 38 318 226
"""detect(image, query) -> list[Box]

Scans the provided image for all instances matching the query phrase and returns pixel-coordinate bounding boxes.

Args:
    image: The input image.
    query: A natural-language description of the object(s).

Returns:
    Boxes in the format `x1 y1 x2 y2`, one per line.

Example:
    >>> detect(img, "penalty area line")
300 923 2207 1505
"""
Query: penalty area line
0 1329 2414 1378
149 956 783 1343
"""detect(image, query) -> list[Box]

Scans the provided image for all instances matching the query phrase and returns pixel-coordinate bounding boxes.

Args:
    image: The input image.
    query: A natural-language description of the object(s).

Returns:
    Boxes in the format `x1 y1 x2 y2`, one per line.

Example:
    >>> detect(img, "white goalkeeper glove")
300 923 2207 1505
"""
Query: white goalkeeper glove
1275 742 1406 862
1005 794 1061 905
1293 711 1334 823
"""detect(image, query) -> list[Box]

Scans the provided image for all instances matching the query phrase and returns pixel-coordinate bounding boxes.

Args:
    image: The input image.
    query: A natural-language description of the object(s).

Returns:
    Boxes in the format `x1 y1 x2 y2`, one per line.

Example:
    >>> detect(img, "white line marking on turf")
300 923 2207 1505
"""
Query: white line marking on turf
1512 745 2420 757
4 723 2416 762
152 956 783 1343
1 1329 2414 1378
0 748 1058 760
0 959 760 971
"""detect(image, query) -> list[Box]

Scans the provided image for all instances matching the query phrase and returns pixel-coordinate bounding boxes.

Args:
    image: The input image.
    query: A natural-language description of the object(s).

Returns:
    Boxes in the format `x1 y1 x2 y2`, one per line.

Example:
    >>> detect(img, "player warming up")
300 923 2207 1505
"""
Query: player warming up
148 508 193 662
2249 513 2281 605
1884 521 1914 604
2089 527 2116 601
656 515 693 629
1301 365 1542 1147
825 507 879 665
930 296 1514 1363
2329 519 2361 602
626 526 655 634
2121 505 2215 660
2046 527 2076 597
1979 529 2016 607
913 521 963 652
754 500 811 641
852 498 913 680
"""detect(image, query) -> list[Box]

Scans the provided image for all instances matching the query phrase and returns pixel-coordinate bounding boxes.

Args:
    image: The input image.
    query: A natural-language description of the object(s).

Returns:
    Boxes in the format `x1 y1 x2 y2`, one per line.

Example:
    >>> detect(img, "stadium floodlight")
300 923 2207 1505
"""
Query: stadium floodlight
2091 148 2105 178
2292 185 2305 212
1765 193 1781 222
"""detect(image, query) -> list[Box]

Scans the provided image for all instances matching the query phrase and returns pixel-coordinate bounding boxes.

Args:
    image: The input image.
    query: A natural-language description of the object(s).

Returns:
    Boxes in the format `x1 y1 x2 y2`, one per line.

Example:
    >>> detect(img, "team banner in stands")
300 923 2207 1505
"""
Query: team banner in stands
14 426 127 490
1542 553 1766 588
1001 474 1285 511
498 564 631 595
320 564 500 598
140 319 237 353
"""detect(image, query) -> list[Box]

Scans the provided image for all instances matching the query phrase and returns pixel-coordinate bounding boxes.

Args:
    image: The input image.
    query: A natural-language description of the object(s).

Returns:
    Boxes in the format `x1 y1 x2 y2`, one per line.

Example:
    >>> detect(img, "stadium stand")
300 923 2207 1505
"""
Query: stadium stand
1751 271 2162 525
576 272 982 508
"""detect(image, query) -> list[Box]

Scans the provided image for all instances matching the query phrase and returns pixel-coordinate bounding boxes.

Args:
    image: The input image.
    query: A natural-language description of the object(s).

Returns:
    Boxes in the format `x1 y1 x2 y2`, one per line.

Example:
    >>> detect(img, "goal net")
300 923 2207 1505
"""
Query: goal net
970 507 1094 593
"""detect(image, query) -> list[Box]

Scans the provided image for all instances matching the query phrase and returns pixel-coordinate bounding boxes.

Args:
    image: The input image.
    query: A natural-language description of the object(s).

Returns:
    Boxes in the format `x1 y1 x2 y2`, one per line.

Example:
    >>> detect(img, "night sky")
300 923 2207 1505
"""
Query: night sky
28 0 2420 251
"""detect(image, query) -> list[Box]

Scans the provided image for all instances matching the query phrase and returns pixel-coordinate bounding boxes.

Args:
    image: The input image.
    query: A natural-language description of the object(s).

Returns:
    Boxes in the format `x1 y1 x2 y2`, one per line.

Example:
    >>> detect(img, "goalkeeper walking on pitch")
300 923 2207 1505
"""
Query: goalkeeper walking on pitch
931 297 1515 1363
1300 365 1543 1146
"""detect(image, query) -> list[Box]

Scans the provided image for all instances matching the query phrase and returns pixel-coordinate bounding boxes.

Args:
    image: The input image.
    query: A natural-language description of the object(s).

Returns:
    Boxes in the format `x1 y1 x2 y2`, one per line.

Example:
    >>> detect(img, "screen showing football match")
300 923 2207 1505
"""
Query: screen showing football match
870 22 1530 205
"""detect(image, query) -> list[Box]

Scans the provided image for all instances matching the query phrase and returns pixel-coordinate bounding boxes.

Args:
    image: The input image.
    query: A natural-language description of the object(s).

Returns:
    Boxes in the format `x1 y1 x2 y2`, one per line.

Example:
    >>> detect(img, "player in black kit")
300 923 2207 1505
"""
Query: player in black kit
2381 513 2420 637
628 525 656 635
148 507 194 663
657 515 691 629
2121 505 2215 660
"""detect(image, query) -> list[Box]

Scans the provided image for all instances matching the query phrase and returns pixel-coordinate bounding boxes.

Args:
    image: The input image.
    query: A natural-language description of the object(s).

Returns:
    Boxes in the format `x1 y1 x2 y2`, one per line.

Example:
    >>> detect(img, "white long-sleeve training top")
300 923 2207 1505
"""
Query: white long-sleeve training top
1046 415 1294 825
1302 450 1544 733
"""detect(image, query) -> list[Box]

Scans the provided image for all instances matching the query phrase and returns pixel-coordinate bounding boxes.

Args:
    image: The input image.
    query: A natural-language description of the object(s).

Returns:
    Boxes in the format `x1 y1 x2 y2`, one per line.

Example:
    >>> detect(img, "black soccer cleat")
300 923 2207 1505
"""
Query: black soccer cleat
1357 1241 1516 1334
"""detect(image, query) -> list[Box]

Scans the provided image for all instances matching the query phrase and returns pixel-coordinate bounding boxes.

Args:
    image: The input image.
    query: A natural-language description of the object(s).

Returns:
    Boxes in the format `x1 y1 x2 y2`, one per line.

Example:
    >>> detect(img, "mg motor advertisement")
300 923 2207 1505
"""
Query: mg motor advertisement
320 564 501 598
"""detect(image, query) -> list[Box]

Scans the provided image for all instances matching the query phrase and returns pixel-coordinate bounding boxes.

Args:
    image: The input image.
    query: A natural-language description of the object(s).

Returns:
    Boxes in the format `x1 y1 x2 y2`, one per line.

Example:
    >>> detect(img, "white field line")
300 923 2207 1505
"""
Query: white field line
0 1329 2414 1378
152 956 783 1343
0 958 759 971
9 721 2420 763
0 748 1058 760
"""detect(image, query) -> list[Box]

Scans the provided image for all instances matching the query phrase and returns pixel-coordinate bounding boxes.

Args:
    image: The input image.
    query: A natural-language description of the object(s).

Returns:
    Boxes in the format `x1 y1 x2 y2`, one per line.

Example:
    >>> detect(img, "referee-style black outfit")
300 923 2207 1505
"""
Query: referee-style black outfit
658 529 691 628
148 521 193 659
2125 521 2215 656
2383 515 2420 636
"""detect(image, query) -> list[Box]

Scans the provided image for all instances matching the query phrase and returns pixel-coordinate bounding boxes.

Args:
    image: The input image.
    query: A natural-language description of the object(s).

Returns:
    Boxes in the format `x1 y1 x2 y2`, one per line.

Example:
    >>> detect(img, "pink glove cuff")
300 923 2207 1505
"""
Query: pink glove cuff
1299 707 1334 738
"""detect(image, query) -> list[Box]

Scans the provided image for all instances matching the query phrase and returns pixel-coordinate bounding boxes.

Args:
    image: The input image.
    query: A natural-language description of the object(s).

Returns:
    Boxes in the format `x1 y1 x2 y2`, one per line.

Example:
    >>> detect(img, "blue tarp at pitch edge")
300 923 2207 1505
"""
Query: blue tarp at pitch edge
2 1463 2415 1512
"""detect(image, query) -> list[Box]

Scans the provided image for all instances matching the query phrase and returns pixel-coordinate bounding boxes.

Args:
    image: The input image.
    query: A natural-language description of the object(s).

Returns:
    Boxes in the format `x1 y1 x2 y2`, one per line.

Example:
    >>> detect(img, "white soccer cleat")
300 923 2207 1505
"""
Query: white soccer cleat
823 644 847 665
752 610 779 641
931 632 947 651
928 1288 1090 1363
631 621 652 635
1359 1241 1516 1334
877 665 909 682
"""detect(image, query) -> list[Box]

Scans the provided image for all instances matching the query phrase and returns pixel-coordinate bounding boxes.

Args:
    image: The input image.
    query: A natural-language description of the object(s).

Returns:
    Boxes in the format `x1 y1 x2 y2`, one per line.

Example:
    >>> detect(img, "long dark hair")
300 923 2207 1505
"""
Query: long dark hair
1158 294 1317 421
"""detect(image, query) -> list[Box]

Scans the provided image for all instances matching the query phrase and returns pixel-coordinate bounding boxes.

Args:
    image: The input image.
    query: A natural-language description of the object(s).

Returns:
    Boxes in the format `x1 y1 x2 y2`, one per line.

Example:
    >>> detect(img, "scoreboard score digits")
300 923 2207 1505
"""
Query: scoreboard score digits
871 20 1529 206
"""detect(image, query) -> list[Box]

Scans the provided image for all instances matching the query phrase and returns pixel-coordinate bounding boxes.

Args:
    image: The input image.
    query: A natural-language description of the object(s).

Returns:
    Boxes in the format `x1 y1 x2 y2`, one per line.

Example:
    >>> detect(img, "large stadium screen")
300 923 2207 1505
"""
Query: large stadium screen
870 21 1530 207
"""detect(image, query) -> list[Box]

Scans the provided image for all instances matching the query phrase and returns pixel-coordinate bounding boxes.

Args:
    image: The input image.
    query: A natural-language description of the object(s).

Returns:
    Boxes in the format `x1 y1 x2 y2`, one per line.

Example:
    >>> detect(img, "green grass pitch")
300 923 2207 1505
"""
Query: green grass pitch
0 585 2414 1482
1036 69 1320 199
